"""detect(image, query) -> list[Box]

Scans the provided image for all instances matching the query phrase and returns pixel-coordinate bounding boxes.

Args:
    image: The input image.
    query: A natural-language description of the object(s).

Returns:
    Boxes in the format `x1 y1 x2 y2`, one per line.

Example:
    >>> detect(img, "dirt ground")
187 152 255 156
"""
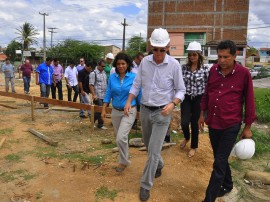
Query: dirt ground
0 74 269 202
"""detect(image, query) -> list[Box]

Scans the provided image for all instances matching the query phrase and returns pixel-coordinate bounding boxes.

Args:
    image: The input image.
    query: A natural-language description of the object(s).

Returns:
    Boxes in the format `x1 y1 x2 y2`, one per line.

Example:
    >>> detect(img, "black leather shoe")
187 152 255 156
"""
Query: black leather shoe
139 187 150 201
217 187 232 197
155 168 162 178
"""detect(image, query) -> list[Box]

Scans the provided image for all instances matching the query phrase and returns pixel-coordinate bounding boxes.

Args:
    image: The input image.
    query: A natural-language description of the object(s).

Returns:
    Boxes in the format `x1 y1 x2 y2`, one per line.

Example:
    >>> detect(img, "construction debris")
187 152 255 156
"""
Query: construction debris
139 142 177 151
28 128 58 146
0 103 17 109
101 139 112 144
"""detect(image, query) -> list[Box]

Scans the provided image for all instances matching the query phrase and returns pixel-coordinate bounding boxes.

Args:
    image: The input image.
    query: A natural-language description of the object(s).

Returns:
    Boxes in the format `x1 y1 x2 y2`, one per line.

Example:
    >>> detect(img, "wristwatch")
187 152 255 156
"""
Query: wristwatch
171 101 177 107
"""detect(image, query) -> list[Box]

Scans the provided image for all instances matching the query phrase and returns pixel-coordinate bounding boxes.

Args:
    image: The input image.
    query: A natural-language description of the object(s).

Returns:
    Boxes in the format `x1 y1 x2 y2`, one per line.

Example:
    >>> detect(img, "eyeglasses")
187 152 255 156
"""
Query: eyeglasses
188 52 198 57
80 60 84 62
152 48 166 53
101 65 106 68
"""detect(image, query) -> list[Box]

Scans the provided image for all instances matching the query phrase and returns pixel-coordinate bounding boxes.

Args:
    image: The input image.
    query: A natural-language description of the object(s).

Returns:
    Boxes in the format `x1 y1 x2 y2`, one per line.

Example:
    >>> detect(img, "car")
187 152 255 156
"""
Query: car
253 65 263 71
249 69 258 79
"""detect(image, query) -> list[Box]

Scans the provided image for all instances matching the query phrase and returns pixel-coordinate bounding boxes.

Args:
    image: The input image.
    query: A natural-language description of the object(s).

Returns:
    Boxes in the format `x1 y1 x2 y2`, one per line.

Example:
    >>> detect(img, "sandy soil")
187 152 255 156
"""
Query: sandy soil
0 74 269 202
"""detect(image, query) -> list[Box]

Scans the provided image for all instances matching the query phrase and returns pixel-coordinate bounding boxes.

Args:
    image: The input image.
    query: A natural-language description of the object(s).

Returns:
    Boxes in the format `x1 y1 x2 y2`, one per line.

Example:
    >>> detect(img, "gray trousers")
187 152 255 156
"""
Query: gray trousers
111 107 137 166
140 105 172 190
80 93 91 116
5 77 15 92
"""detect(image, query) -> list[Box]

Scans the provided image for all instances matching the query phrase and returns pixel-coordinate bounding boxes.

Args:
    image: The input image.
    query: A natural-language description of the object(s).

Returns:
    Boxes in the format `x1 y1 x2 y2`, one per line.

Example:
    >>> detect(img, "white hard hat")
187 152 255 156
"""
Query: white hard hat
150 28 170 47
230 139 255 160
187 41 202 52
106 53 114 59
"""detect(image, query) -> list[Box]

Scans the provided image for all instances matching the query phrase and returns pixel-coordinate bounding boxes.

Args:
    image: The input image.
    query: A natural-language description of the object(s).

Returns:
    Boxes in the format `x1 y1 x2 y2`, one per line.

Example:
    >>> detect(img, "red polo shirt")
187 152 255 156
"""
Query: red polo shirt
20 63 33 77
200 63 256 129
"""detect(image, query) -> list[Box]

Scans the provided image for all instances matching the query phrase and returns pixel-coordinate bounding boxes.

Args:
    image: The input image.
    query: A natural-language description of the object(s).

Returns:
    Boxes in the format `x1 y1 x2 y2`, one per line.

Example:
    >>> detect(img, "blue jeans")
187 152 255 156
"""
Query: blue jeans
5 77 15 92
23 76 31 93
93 99 104 128
40 83 51 107
204 123 241 202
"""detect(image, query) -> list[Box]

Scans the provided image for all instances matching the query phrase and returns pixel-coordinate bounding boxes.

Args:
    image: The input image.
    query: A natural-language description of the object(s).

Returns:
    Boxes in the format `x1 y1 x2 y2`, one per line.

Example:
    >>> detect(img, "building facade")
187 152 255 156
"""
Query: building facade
148 0 249 65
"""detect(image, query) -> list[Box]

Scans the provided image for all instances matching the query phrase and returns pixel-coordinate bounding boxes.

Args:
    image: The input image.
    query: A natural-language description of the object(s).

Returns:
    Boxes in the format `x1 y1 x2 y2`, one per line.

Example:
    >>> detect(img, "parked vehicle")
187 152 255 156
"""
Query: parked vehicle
249 69 259 79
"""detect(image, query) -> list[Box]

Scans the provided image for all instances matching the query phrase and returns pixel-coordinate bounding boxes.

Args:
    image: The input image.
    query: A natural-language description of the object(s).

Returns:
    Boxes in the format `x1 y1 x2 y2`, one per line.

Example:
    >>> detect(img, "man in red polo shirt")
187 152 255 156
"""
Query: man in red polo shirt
20 59 33 94
199 40 256 202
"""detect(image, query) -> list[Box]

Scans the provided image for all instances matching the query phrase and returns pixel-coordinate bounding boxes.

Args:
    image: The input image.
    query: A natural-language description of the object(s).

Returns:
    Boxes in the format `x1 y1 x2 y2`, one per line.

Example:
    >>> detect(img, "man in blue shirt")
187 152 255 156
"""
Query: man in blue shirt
35 57 53 108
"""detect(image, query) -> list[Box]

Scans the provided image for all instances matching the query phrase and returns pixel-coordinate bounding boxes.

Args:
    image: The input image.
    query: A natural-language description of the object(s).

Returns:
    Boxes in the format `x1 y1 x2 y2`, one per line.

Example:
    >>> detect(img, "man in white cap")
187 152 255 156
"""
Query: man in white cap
104 52 114 81
124 28 186 201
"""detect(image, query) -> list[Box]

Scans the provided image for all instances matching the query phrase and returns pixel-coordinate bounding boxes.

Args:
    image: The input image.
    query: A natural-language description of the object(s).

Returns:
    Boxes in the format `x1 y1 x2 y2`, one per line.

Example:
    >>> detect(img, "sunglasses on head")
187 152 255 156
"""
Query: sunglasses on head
152 48 166 53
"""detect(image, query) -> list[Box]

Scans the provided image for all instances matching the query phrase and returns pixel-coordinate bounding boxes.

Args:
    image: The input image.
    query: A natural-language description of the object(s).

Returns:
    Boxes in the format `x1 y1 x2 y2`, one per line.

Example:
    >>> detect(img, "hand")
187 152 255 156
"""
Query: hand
53 82 56 87
198 115 205 132
239 126 252 140
81 91 85 96
36 81 39 85
161 103 174 116
67 84 72 89
124 102 132 116
92 95 97 101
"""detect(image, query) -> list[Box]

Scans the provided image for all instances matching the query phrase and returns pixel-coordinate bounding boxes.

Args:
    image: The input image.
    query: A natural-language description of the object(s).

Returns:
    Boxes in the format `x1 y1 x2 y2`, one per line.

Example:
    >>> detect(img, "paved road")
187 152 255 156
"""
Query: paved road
252 77 270 88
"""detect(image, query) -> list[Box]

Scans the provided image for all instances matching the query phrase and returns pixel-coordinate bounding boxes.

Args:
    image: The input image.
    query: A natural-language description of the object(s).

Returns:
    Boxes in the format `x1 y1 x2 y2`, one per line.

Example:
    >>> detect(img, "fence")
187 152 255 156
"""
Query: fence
0 91 140 131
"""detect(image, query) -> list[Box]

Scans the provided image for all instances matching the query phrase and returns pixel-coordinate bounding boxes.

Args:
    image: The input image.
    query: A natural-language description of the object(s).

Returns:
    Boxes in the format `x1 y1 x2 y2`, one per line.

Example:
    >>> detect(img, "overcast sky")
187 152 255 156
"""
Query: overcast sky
0 0 269 49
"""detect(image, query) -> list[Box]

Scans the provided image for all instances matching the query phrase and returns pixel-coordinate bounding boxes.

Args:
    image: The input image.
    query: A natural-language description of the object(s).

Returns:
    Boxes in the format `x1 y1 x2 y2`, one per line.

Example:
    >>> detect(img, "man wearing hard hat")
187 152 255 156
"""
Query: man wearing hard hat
124 28 186 201
198 40 256 202
104 52 114 81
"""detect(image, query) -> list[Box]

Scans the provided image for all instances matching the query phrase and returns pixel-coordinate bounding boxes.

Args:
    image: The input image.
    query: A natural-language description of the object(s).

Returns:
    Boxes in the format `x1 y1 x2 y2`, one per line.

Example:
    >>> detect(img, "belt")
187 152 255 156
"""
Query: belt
142 104 166 111
113 105 136 111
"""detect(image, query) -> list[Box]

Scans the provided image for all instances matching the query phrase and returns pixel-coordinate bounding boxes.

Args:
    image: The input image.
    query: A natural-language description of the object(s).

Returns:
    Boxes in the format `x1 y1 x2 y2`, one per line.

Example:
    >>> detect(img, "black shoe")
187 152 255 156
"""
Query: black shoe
217 187 232 197
155 167 162 178
139 187 150 201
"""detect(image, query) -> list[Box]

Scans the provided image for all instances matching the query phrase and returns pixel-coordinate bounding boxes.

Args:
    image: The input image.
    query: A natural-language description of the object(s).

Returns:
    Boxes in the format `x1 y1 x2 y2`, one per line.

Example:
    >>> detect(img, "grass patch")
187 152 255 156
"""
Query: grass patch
100 143 117 149
0 128 14 135
62 153 105 165
95 186 117 201
254 88 270 123
129 131 142 140
251 129 270 155
35 191 43 199
230 159 243 172
4 154 21 162
0 169 35 182
35 147 58 158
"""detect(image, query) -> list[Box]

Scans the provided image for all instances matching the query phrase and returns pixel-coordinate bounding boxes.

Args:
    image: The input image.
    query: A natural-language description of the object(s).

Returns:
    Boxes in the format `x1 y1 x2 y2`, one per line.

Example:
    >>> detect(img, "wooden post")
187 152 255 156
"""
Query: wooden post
31 96 34 121
28 128 58 146
90 105 95 131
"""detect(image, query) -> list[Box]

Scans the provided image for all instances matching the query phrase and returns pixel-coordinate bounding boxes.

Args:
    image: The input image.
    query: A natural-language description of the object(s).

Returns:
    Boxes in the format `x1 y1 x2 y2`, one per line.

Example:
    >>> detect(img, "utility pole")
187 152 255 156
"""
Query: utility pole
39 12 49 61
121 18 129 51
48 27 57 48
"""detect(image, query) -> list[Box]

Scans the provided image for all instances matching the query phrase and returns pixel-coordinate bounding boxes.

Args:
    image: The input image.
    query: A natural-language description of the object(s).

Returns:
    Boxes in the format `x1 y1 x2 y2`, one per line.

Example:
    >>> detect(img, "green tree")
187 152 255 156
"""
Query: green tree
126 36 146 58
15 22 39 50
4 40 22 62
46 39 104 66
246 46 258 58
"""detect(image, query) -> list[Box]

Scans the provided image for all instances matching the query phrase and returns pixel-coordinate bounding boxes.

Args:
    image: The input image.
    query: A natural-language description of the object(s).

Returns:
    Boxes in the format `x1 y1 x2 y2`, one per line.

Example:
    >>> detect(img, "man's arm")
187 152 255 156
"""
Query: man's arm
90 85 97 100
78 82 85 96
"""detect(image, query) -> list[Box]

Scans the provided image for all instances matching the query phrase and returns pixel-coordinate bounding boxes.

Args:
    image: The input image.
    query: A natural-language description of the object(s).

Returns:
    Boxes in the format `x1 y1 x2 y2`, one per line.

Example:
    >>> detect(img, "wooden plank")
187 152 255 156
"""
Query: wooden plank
28 128 58 146
31 96 34 121
0 137 6 148
50 106 79 112
0 100 16 103
90 105 95 131
0 91 32 101
0 104 17 109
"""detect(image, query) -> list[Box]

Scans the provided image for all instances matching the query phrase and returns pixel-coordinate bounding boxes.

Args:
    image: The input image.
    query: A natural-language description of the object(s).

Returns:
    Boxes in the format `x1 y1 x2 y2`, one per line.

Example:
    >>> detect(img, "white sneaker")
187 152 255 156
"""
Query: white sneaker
100 126 107 130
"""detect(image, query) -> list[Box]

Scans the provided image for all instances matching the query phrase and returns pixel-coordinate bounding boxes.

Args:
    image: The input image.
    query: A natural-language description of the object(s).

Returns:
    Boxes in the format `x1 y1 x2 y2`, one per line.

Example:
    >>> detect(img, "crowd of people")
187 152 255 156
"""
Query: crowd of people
1 28 256 202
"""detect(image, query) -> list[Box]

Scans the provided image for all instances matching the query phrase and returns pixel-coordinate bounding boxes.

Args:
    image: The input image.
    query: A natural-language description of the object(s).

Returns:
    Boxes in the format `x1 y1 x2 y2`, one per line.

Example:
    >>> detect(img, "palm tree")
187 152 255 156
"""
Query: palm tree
15 22 39 50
